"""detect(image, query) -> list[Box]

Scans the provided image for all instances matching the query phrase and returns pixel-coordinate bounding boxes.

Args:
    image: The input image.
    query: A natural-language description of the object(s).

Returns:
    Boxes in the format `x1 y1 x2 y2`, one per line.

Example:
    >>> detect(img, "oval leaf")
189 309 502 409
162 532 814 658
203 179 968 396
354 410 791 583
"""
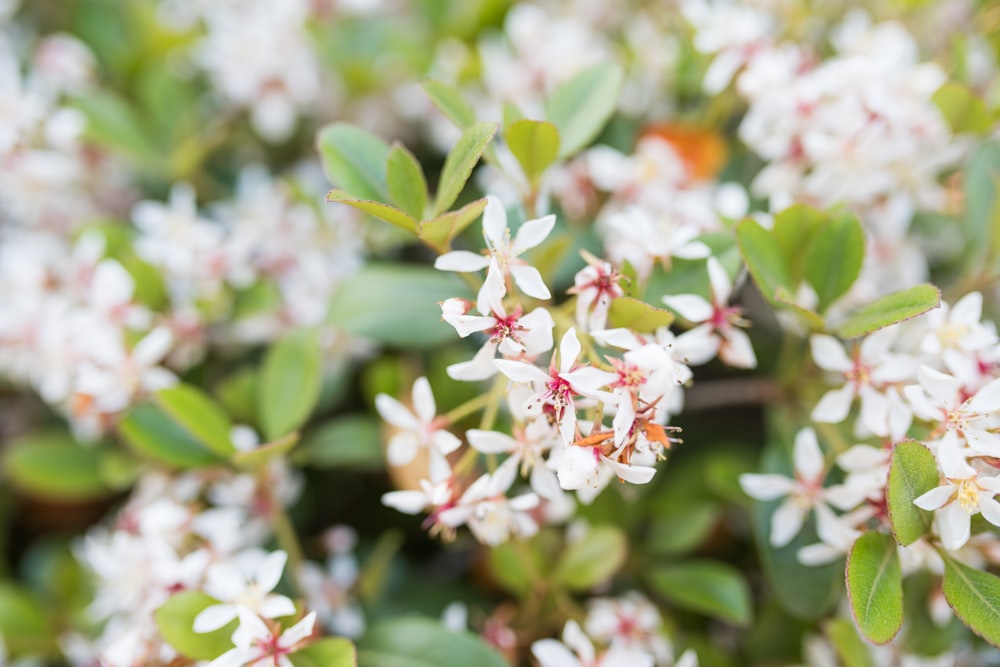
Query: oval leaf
327 263 469 348
156 384 235 457
942 554 1000 648
933 82 993 134
358 617 508 667
546 63 623 158
735 217 794 306
119 404 221 469
419 197 488 254
0 583 55 655
292 637 357 667
387 143 428 221
772 204 825 284
421 80 477 130
835 284 941 339
606 296 675 332
317 123 390 202
505 119 560 184
294 416 383 470
258 328 323 441
155 591 236 661
2 431 111 501
887 440 938 546
326 190 419 234
804 210 865 313
649 560 752 626
553 524 627 591
432 122 497 217
846 531 903 645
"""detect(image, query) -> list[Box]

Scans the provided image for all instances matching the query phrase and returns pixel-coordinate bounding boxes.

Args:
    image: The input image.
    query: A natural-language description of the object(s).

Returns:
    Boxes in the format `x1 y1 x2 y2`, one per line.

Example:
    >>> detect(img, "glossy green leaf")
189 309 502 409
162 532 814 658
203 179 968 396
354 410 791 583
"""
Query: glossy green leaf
317 123 391 202
294 415 383 470
327 263 469 348
387 143 428 220
258 328 323 441
606 296 675 332
156 384 235 457
119 404 221 469
649 560 752 626
505 119 560 184
326 190 419 234
419 197 488 254
2 431 110 501
804 210 865 312
887 440 938 546
432 122 497 217
736 217 794 305
933 81 993 134
942 554 1000 648
292 638 357 667
421 80 477 129
553 524 627 591
0 583 54 655
846 531 903 644
155 591 237 660
358 617 508 667
772 205 825 284
546 63 623 158
835 284 941 339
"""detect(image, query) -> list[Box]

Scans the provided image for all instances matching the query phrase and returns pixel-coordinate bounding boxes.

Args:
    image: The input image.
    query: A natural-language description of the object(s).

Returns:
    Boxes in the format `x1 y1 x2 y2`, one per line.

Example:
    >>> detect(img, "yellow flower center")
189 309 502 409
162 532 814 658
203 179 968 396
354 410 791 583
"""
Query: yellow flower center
957 478 980 514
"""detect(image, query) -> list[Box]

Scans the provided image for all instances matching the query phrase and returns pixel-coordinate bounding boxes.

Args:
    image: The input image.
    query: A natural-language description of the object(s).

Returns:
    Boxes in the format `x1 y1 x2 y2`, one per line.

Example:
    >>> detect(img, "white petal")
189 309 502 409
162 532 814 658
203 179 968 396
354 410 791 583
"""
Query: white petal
279 611 317 648
939 432 975 478
259 594 296 619
662 294 713 323
494 359 550 384
411 377 436 424
811 385 854 424
918 366 960 407
444 313 495 338
512 214 556 254
531 639 579 667
604 457 656 484
967 376 1000 415
387 433 419 466
739 473 795 500
381 490 430 514
256 550 288 593
770 501 807 548
479 258 507 316
557 446 599 490
375 394 419 430
913 484 955 511
793 428 824 480
432 429 462 455
720 328 757 369
810 335 852 372
510 263 551 300
482 195 508 247
562 620 594 663
558 328 582 374
133 327 173 365
434 251 490 272
950 291 982 325
193 604 237 633
936 502 971 551
466 429 516 454
590 328 640 350
706 257 732 304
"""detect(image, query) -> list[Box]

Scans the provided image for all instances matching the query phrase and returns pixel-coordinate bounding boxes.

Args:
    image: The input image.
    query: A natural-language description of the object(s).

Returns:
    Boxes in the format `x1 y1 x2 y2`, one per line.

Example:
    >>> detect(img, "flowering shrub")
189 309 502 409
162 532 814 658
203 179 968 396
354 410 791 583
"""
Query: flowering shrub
0 0 999 665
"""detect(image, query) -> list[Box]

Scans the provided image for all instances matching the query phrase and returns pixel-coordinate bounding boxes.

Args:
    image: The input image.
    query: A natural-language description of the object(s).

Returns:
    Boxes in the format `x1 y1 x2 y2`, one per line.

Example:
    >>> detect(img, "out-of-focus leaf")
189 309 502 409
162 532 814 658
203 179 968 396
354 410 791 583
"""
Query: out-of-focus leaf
487 539 544 598
772 205 825 285
606 296 675 332
119 404 221 469
431 122 497 217
546 63 623 158
294 416 382 470
804 210 865 312
215 367 259 426
292 638 357 667
835 284 941 339
419 197 488 254
155 591 236 661
942 554 1000 648
326 190 419 234
2 431 111 501
646 503 719 555
421 80 477 129
825 617 875 667
0 584 53 655
358 617 508 667
258 328 323 441
649 560 752 626
505 119 560 184
156 384 234 457
846 531 903 644
933 82 993 134
387 143 428 220
887 440 938 546
328 263 468 348
736 217 794 305
317 123 391 202
231 432 299 470
553 525 627 591
72 91 159 165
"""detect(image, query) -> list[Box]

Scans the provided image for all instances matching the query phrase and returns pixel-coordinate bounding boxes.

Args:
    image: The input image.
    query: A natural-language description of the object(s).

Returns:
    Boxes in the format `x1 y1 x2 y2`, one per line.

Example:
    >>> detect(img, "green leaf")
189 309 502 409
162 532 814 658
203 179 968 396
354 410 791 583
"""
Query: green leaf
327 263 469 348
835 284 941 339
72 91 159 165
292 638 357 667
933 82 993 134
648 560 752 626
419 197 488 254
421 80 477 129
358 617 508 667
326 190 419 234
772 205 825 284
646 503 719 555
317 123 391 202
942 554 1000 648
846 531 903 644
386 143 428 221
155 591 237 661
963 140 1000 262
505 119 560 184
258 328 323 441
119 404 221 469
432 122 497 217
736 217 794 306
775 287 826 331
501 101 524 127
215 367 259 426
156 384 235 457
606 296 675 332
231 432 299 470
887 440 938 546
294 416 383 470
553 524 627 591
546 63 623 158
2 431 111 501
0 583 55 655
824 617 875 667
804 210 865 312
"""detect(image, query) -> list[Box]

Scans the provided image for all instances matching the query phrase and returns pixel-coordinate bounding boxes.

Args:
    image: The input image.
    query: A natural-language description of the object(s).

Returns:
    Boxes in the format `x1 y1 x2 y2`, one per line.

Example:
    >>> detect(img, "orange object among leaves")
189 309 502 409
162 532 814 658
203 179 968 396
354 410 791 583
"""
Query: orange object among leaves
641 123 728 181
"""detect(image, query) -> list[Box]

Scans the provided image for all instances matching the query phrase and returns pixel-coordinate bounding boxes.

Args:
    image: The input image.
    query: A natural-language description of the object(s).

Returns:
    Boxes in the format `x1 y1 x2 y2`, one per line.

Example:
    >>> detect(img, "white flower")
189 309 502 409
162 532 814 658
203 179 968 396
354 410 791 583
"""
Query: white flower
532 620 656 667
904 367 1000 456
585 593 673 665
913 433 1000 551
567 252 625 332
466 422 562 500
435 195 555 303
739 428 832 547
437 458 540 546
208 608 316 667
193 550 296 633
375 377 462 479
